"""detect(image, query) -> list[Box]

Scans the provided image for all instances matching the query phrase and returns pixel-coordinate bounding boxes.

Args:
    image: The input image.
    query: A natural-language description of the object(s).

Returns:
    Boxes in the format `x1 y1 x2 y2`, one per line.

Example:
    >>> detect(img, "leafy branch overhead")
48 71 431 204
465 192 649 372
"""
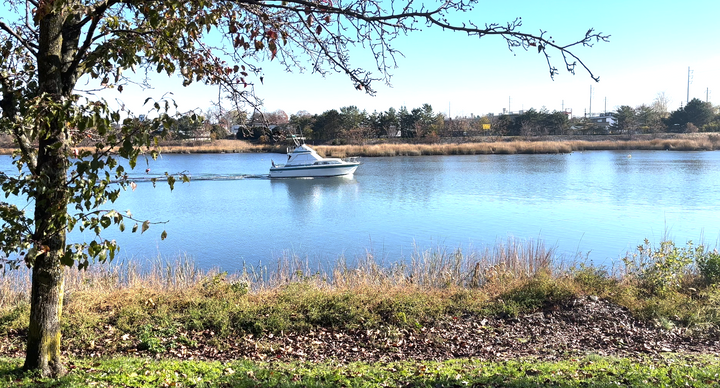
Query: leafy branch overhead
2 1 608 106
0 0 607 377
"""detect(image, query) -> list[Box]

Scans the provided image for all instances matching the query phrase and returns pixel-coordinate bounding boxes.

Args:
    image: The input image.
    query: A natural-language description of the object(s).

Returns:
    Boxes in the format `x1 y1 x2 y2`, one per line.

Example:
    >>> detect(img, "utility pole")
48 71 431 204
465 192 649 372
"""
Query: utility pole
687 67 693 103
589 85 592 117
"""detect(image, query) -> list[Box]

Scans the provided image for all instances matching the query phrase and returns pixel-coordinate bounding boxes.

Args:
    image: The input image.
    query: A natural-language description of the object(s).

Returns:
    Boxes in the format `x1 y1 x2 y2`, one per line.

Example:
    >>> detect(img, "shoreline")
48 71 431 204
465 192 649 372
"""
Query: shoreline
2 238 720 370
1 133 718 156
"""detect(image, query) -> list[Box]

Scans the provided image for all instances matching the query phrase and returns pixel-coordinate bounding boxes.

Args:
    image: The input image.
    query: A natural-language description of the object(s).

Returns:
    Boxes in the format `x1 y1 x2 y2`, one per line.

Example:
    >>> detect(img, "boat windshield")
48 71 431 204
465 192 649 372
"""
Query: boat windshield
286 153 320 166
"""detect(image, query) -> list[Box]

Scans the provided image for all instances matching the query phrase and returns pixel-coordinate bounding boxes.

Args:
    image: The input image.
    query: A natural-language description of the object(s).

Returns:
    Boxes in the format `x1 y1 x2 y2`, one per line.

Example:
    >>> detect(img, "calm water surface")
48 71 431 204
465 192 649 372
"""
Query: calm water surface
3 150 719 271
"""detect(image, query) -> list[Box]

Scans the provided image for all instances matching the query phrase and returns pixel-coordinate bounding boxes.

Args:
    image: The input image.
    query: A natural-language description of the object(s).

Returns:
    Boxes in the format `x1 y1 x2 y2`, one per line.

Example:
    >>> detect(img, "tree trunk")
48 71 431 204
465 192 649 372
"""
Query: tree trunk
23 104 70 376
23 5 69 377
24 131 69 378
24 255 65 377
23 134 70 379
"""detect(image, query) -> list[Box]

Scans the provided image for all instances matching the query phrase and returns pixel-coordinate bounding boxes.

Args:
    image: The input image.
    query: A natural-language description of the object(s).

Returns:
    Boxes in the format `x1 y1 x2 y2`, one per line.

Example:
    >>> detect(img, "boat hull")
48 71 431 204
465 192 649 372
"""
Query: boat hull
269 163 360 178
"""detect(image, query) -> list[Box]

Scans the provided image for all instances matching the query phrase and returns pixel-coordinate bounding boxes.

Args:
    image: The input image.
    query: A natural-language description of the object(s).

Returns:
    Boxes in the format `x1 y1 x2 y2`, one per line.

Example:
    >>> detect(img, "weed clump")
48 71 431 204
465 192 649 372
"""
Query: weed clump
622 240 700 295
697 249 720 285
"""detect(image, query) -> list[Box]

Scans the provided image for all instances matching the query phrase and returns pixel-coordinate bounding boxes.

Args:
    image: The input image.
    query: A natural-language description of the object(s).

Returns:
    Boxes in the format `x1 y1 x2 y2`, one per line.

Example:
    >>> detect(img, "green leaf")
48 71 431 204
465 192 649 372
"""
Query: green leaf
161 230 167 240
60 251 74 267
141 220 150 234
167 175 176 191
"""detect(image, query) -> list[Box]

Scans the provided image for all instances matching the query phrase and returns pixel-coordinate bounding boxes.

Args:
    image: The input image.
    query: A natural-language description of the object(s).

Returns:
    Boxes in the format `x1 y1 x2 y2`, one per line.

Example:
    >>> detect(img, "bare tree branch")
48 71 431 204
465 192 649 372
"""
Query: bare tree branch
0 19 38 54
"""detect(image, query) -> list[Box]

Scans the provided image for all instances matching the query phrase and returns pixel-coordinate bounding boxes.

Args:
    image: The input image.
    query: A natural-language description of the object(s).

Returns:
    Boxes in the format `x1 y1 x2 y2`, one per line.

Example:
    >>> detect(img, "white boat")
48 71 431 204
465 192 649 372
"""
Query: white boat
269 143 360 178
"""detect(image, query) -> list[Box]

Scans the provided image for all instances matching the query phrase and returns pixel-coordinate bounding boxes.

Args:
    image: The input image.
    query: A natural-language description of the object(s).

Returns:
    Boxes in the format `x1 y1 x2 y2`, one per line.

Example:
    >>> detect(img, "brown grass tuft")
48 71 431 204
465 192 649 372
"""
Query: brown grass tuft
157 140 272 154
0 239 563 309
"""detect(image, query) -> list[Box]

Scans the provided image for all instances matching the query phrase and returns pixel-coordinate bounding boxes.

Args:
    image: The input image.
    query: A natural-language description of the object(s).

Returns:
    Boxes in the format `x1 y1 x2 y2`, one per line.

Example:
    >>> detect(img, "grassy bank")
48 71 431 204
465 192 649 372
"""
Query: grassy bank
1 238 719 386
1 239 719 353
2 133 719 156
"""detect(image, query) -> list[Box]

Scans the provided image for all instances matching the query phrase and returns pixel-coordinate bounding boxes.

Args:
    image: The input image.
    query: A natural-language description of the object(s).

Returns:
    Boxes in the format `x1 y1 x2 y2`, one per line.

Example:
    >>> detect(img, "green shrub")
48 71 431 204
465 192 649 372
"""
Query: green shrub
571 263 617 296
201 272 250 297
137 324 169 353
496 272 574 314
697 249 720 285
701 121 720 133
623 240 701 295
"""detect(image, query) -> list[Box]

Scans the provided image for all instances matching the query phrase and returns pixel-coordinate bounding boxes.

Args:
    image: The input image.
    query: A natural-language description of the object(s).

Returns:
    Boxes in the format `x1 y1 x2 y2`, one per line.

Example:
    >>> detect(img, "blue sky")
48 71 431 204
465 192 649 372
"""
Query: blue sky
7 0 720 118
136 0 719 118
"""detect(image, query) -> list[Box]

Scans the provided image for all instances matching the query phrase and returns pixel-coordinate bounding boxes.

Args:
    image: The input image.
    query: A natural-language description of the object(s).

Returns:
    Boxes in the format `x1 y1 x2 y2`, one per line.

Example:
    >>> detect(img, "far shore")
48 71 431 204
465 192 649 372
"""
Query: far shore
1 132 719 156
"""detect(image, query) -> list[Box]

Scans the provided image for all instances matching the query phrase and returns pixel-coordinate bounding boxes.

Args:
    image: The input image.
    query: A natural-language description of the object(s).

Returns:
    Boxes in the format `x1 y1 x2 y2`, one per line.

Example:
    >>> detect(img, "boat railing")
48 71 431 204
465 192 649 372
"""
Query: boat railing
344 157 359 163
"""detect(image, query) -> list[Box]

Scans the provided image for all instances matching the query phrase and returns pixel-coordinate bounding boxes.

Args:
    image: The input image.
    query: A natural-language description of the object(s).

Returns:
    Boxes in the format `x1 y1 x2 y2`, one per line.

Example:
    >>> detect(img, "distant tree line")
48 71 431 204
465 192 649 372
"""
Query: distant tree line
230 104 447 143
610 97 718 135
163 97 719 143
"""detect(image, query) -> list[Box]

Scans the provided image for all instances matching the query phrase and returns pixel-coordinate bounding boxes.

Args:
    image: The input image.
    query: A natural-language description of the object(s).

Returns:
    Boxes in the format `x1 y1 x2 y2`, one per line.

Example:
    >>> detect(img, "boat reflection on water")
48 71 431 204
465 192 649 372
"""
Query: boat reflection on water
270 175 360 232
271 174 357 194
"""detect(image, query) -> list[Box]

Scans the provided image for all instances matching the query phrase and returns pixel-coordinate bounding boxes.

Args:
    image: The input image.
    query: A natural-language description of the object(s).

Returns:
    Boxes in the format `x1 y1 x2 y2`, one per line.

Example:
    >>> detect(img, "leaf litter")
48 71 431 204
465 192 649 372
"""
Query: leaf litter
2 296 718 363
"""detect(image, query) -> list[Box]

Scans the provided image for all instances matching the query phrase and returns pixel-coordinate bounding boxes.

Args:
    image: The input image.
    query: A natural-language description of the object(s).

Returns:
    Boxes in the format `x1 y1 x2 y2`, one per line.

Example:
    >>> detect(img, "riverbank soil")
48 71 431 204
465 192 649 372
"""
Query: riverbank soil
1 296 717 363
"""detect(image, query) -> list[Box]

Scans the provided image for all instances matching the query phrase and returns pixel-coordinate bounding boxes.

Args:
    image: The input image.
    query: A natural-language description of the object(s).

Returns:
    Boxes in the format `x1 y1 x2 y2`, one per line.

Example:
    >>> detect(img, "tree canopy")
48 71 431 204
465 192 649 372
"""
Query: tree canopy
665 98 715 131
1 0 607 377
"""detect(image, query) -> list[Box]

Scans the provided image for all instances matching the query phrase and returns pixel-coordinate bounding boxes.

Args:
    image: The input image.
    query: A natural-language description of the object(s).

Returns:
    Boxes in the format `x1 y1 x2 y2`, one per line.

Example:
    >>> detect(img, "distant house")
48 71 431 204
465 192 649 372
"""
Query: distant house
587 113 616 129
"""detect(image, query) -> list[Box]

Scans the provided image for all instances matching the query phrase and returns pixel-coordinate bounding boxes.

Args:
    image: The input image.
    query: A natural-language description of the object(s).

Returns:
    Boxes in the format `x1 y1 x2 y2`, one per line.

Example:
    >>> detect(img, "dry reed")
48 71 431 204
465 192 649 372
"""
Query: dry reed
3 134 719 156
311 134 720 157
0 238 564 311
236 238 563 292
156 140 272 154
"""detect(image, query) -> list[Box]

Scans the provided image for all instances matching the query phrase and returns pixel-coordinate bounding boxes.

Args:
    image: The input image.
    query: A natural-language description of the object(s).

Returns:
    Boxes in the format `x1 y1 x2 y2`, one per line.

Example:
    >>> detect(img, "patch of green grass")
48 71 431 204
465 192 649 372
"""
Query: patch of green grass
489 272 576 317
570 263 619 297
2 354 720 387
0 302 28 334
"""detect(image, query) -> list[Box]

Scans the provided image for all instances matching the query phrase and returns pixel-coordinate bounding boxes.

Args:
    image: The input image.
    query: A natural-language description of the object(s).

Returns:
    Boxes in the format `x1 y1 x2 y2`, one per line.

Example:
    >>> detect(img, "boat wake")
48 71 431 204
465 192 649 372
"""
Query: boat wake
129 173 270 182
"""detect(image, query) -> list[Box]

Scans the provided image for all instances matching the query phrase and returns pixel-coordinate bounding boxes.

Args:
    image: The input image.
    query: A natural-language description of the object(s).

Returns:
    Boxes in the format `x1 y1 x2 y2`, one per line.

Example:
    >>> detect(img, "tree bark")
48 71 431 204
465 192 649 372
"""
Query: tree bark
24 255 66 377
23 4 70 377
24 130 69 377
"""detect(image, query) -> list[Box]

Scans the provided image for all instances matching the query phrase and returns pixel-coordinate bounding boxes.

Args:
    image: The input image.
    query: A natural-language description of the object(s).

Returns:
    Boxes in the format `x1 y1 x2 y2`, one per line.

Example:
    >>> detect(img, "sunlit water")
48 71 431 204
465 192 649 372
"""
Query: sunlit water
2 150 719 271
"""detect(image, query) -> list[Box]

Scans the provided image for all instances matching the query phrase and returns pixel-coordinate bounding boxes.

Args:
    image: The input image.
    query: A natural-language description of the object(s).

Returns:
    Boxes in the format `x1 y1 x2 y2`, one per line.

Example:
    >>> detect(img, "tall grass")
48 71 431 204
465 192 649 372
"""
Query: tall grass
2 238 719 339
3 134 718 156
154 139 276 154
315 135 720 158
0 269 29 313
0 239 560 306
234 238 563 291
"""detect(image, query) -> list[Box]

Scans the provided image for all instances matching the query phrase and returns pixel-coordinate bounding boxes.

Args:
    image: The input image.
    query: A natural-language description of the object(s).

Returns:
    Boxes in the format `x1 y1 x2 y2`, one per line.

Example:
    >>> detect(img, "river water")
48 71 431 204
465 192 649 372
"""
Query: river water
2 150 719 271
